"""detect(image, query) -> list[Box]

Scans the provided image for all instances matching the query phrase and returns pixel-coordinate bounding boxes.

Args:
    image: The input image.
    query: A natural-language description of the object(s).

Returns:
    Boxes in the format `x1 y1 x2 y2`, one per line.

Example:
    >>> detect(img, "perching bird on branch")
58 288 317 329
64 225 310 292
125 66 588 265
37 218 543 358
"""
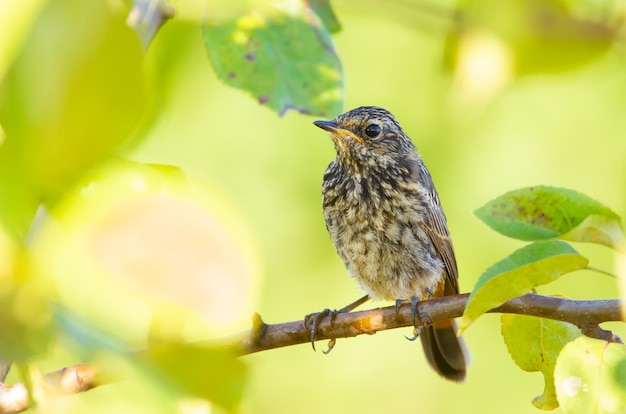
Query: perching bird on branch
314 106 469 382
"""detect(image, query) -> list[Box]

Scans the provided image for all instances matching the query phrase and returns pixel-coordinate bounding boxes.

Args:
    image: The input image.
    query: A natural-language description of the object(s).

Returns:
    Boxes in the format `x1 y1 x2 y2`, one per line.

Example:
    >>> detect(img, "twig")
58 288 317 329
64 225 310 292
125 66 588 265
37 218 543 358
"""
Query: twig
0 361 11 384
126 0 175 49
0 294 622 413
0 364 98 414
224 293 623 355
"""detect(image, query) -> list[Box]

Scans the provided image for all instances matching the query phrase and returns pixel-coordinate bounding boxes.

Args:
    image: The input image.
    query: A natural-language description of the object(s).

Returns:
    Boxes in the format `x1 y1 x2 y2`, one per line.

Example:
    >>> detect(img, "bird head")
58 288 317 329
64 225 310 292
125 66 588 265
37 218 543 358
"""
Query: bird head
314 106 415 172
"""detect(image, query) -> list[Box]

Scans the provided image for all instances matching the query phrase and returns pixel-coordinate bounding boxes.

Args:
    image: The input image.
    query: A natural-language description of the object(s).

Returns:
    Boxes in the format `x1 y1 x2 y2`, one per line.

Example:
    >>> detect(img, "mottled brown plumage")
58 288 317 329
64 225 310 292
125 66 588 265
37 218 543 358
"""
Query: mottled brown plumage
314 106 469 382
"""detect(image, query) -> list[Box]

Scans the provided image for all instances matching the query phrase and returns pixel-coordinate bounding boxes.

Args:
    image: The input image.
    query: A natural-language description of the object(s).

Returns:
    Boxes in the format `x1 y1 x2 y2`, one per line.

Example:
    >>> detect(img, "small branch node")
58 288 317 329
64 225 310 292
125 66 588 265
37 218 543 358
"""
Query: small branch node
581 324 623 344
250 313 268 347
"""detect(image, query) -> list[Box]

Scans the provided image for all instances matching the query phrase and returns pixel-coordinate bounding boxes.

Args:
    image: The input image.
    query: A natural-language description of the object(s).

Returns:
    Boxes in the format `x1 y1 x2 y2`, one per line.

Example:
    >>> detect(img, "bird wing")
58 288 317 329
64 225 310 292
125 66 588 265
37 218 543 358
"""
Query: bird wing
412 156 459 296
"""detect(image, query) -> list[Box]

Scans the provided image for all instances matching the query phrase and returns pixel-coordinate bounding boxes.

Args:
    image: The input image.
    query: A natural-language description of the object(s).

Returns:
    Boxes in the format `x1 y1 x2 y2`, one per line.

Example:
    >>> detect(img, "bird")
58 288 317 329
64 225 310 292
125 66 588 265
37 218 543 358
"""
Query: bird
312 106 469 382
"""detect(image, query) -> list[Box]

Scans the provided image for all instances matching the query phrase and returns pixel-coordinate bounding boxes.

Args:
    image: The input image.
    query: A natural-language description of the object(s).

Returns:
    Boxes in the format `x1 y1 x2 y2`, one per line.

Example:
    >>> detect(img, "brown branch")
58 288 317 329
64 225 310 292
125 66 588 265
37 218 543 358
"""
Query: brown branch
126 0 175 49
0 364 99 414
224 293 623 355
0 294 622 413
0 361 11 384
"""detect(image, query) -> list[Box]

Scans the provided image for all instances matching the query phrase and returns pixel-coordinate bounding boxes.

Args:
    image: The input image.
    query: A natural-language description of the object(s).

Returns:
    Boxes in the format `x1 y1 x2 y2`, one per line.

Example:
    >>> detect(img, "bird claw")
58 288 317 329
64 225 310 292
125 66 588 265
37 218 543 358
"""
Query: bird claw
304 308 339 352
405 326 421 341
395 296 432 326
412 294 434 327
396 294 433 339
322 338 337 354
410 296 420 326
304 295 370 353
394 299 404 314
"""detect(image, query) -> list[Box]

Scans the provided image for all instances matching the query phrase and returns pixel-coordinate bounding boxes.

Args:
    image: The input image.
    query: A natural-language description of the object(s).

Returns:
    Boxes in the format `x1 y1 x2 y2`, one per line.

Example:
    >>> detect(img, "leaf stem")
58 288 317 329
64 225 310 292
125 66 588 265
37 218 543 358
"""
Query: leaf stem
587 266 619 279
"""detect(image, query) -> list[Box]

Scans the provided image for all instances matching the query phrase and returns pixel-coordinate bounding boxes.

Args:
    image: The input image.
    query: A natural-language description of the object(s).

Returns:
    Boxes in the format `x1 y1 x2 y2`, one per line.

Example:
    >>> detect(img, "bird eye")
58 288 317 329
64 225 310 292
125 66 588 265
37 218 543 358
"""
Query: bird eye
364 124 381 138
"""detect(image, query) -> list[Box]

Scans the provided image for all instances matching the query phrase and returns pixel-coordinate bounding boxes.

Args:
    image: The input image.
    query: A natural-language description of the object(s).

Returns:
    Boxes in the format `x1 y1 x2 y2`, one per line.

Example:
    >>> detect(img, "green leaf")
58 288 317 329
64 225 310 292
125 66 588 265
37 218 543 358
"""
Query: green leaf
475 186 623 248
0 0 146 213
460 241 588 332
144 343 247 410
560 214 624 250
307 0 341 34
555 336 626 413
202 2 343 117
502 314 581 410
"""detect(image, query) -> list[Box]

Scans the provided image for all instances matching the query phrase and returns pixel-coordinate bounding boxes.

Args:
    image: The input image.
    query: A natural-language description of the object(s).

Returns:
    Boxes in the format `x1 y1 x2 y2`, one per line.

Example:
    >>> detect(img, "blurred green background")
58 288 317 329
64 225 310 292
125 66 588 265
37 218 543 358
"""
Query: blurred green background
2 0 626 412
136 1 626 413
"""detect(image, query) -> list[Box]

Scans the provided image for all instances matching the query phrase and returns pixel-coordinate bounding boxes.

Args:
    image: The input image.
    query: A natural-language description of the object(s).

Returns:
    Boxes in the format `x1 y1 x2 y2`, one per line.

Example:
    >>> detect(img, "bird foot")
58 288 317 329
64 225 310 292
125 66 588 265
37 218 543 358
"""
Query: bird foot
304 295 370 354
396 295 433 341
412 295 434 328
394 299 405 314
304 308 339 353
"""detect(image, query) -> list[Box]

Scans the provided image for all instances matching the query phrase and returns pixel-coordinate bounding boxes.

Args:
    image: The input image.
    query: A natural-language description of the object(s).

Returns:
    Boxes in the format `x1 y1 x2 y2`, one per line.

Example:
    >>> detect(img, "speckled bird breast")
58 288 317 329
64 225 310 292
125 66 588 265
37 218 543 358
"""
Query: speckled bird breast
321 159 444 301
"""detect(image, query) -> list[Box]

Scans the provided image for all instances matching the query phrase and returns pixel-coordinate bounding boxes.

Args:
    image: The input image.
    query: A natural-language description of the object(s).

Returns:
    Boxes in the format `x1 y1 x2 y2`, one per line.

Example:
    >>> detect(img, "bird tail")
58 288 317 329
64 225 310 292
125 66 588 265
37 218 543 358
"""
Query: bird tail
420 319 469 382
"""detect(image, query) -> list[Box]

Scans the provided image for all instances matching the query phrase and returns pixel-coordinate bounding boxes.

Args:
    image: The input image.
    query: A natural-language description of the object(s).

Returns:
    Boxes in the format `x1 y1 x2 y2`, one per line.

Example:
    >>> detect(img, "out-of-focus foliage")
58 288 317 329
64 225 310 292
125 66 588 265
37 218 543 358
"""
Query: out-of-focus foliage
447 0 617 75
1 0 626 412
0 0 145 238
0 0 259 411
0 225 55 361
447 0 621 103
33 161 259 338
143 343 247 410
0 0 48 81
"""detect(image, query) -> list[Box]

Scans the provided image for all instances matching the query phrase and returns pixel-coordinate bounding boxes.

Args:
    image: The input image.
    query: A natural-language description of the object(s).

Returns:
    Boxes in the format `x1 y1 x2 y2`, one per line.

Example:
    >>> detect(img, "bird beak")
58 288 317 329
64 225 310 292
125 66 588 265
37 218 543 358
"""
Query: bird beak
313 120 339 132
313 120 364 145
